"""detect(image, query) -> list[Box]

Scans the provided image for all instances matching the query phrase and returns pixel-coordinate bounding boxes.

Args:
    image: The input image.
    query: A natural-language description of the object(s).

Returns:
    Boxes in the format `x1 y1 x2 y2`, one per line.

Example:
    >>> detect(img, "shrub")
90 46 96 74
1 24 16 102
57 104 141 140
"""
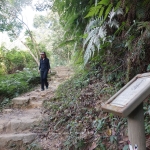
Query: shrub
0 68 40 109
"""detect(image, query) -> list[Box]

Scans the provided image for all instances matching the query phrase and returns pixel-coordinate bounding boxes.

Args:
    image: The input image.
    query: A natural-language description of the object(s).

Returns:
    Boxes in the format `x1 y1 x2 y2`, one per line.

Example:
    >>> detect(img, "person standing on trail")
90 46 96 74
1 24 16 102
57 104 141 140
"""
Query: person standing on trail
39 52 51 91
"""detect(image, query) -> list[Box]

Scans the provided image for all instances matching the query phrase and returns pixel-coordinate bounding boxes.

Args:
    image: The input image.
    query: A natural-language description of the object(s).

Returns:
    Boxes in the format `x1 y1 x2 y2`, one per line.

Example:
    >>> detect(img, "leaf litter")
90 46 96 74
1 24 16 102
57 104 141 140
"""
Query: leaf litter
32 73 150 150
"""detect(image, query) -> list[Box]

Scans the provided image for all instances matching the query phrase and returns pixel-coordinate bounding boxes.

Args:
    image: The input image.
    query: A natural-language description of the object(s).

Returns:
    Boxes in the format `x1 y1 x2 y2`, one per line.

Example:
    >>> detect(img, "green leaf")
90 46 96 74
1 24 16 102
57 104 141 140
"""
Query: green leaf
114 22 126 35
85 5 102 18
99 7 104 18
55 40 75 48
110 135 115 143
95 5 103 15
85 6 96 18
109 113 114 118
123 145 129 150
114 1 121 11
104 3 113 20
98 0 110 6
125 6 129 14
82 33 88 39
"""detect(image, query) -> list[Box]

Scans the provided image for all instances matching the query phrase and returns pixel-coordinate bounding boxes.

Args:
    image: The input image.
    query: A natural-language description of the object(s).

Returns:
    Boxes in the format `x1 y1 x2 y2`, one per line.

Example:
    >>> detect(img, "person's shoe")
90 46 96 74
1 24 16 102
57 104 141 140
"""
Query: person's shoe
46 84 49 89
41 89 44 91
46 83 49 89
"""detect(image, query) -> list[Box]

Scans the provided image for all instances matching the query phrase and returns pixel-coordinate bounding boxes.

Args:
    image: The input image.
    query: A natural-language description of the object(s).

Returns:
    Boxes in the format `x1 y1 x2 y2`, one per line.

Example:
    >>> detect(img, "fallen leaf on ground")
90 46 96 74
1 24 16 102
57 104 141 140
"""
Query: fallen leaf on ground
89 142 97 150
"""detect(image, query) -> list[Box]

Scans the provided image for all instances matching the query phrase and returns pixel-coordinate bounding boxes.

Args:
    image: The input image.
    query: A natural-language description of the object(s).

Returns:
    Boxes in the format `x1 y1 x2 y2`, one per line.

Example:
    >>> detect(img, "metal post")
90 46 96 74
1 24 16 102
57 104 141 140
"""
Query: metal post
128 103 146 150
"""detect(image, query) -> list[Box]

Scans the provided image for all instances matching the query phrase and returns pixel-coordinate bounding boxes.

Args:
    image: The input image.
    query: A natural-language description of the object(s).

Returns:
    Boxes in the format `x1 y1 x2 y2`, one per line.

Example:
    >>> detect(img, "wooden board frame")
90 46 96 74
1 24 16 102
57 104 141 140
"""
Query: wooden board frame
101 73 150 117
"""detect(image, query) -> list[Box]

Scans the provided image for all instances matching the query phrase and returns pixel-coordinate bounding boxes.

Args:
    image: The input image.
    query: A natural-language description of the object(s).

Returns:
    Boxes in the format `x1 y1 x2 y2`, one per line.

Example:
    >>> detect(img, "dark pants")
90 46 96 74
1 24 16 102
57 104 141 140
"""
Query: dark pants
40 70 48 90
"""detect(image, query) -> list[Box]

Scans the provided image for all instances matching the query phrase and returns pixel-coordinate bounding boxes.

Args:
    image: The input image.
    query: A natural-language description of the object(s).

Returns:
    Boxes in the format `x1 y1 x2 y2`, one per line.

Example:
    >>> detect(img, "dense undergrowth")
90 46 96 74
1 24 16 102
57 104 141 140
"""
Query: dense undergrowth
0 68 40 109
0 46 41 109
34 67 150 150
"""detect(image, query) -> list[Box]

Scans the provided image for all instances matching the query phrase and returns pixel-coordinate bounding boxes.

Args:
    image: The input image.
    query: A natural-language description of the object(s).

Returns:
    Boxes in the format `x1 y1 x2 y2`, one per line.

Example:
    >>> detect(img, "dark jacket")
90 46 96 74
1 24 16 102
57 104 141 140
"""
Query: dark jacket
39 58 50 71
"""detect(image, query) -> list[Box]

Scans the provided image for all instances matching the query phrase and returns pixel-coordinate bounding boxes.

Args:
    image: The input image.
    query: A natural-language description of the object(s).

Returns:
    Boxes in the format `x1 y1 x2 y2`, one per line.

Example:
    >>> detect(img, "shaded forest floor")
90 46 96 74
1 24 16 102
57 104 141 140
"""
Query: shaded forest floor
34 68 150 150
1 66 150 150
0 66 73 150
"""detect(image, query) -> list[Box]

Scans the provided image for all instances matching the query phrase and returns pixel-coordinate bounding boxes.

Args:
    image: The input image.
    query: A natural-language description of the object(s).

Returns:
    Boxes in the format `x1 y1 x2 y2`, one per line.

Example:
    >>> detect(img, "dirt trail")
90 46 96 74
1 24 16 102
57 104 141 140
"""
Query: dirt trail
0 66 73 150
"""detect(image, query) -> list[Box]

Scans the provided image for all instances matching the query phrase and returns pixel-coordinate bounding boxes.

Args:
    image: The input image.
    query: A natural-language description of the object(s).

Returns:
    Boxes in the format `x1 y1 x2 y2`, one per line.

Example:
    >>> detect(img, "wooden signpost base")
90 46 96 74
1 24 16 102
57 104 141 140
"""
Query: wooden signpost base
102 73 150 149
128 103 146 150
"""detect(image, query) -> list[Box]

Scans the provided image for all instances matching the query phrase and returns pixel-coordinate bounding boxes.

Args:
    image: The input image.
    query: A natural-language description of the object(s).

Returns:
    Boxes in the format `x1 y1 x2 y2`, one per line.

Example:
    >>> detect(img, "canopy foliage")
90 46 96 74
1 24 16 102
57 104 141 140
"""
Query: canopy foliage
52 0 150 82
0 0 31 35
0 0 150 149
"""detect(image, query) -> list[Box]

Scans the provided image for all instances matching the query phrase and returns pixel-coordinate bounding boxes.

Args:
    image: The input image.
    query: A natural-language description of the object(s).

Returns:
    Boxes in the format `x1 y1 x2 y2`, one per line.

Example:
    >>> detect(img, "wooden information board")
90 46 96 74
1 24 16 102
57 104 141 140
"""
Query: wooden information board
102 73 150 117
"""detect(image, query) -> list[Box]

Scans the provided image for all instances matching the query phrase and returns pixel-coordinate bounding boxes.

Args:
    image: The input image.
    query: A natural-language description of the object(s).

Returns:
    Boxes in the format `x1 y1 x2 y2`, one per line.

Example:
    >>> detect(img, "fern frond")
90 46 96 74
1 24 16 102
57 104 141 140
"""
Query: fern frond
116 8 123 15
108 8 123 22
85 18 103 32
83 18 104 48
93 35 100 50
137 21 150 31
84 42 95 65
108 8 115 22
83 28 97 48
108 19 119 28
83 8 123 65
98 24 107 39
83 24 106 65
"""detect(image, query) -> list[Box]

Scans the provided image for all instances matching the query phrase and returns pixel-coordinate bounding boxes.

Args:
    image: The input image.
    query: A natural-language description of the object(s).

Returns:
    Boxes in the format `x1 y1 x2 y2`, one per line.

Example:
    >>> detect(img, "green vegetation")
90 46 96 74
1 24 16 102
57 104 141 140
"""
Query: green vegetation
33 0 150 148
40 69 150 149
1 0 150 149
0 45 40 108
0 46 37 74
0 68 39 108
52 0 150 81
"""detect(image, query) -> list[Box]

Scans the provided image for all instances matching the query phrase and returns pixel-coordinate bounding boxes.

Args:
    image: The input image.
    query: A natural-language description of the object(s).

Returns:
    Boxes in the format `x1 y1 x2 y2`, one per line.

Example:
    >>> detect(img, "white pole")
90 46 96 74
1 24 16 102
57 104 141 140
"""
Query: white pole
128 103 146 150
